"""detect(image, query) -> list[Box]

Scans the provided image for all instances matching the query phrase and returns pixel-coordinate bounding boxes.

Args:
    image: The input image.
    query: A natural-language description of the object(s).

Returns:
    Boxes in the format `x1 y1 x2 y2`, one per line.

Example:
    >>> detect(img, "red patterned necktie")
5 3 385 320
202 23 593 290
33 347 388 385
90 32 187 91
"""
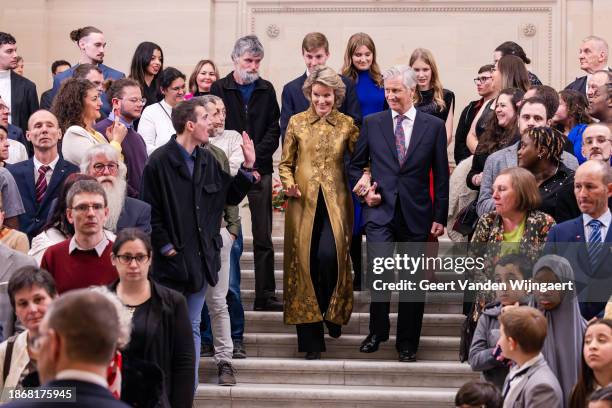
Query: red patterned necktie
395 115 407 163
35 165 50 203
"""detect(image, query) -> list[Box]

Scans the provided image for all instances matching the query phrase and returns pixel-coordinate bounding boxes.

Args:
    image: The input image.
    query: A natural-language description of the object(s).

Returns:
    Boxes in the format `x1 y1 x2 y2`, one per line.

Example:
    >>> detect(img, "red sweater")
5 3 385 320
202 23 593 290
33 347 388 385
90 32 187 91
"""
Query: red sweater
41 239 118 294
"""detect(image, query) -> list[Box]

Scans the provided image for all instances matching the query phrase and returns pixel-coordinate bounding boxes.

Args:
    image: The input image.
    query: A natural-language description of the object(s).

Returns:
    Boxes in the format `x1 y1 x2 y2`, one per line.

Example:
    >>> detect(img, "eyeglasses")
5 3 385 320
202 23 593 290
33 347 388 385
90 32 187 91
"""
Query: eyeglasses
168 86 185 93
71 203 106 213
473 76 493 84
114 254 150 265
0 103 9 112
92 162 119 174
122 97 147 105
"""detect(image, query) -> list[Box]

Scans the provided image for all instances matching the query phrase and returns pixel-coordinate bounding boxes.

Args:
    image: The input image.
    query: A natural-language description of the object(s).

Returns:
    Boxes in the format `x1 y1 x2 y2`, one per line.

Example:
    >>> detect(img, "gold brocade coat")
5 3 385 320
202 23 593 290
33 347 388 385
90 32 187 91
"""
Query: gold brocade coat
279 108 359 325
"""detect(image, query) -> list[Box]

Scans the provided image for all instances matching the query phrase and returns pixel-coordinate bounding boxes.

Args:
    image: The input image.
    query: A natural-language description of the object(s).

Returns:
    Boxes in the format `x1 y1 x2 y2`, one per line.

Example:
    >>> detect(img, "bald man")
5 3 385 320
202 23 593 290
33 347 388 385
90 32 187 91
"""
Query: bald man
566 36 611 96
546 160 612 319
7 110 79 240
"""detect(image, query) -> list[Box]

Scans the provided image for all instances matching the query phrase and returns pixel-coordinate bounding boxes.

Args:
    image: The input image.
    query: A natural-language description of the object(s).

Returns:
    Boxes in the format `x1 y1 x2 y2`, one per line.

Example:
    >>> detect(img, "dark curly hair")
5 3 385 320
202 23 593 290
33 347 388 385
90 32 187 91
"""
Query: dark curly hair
559 89 593 130
476 87 524 155
51 78 96 132
526 126 565 163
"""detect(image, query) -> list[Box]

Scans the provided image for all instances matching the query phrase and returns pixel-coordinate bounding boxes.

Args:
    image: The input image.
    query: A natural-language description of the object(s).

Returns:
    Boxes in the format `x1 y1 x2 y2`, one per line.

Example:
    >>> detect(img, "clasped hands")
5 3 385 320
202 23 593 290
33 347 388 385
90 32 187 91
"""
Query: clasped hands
353 171 381 207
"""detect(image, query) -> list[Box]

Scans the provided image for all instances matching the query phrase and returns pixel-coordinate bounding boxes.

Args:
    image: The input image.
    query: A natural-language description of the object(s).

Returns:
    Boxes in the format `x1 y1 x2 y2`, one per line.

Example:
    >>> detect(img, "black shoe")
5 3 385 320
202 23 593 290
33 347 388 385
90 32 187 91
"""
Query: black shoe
305 351 321 360
398 350 417 362
200 343 215 357
254 296 283 311
233 340 247 359
359 334 388 353
217 361 237 386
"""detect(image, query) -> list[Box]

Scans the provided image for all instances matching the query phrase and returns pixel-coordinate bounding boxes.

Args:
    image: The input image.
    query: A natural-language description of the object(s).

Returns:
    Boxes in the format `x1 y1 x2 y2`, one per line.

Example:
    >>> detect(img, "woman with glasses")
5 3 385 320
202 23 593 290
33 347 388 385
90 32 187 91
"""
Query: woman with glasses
138 67 186 155
109 228 195 408
0 267 57 397
53 78 127 167
94 79 149 197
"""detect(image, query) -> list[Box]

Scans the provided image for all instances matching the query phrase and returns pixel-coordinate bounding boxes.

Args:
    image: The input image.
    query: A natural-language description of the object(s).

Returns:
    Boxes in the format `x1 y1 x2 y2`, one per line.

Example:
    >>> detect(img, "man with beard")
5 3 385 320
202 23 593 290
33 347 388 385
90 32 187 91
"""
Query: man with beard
586 70 612 123
49 26 124 116
94 79 148 197
211 35 282 311
80 144 150 234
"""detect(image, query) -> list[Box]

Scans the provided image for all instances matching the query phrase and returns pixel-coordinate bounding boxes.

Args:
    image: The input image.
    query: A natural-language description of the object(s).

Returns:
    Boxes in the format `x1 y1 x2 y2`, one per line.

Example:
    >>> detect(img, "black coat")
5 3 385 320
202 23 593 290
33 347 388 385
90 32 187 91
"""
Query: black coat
453 99 482 165
109 279 194 408
9 71 39 133
210 72 280 175
141 136 253 293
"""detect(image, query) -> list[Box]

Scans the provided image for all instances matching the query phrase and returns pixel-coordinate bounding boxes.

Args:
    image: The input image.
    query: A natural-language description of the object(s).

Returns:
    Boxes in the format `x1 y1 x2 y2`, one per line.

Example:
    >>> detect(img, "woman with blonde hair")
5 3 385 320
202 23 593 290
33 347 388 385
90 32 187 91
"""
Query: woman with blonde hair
280 65 359 360
186 59 220 99
409 48 455 144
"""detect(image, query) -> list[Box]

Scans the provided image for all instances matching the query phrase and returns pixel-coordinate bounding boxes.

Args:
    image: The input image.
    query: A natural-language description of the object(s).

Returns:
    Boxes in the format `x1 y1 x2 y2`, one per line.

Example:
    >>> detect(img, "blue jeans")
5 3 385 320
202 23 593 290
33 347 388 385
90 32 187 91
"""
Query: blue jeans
186 282 208 387
201 231 245 344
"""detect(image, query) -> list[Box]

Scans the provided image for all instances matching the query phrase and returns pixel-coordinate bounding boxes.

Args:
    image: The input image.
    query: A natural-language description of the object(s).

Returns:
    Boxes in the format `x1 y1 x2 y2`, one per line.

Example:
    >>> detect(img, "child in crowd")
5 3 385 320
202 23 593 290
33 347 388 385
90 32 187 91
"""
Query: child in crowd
531 255 586 406
469 254 531 389
571 319 612 408
455 380 502 408
498 306 562 408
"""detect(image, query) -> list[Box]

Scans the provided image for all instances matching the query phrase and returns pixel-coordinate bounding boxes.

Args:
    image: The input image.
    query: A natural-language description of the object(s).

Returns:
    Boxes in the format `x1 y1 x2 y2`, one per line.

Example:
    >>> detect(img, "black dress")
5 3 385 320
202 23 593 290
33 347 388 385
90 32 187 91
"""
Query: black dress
415 88 455 122
454 99 484 165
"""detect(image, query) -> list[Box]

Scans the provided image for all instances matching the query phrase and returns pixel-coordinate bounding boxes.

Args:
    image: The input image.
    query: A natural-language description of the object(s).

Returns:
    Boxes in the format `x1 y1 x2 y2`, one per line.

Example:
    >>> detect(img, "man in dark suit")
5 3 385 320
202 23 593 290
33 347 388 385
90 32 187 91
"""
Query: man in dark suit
350 65 449 362
565 35 610 96
7 110 79 240
141 97 254 384
39 60 71 110
0 96 31 156
0 32 39 133
3 289 131 408
546 159 612 320
280 32 361 141
49 26 124 117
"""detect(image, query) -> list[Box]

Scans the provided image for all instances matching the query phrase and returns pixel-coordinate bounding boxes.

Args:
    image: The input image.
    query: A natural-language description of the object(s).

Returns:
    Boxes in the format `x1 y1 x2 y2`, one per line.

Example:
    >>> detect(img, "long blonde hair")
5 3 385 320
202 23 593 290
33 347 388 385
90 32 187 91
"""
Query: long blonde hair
409 48 446 111
341 33 383 87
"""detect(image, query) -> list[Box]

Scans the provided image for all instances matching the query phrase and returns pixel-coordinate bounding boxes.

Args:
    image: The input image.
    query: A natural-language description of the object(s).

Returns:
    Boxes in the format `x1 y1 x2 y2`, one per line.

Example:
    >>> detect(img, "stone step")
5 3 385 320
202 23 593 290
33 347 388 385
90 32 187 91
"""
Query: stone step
240 251 285 269
200 357 477 388
236 333 461 361
239 289 464 314
245 311 462 337
243 236 285 252
195 383 458 407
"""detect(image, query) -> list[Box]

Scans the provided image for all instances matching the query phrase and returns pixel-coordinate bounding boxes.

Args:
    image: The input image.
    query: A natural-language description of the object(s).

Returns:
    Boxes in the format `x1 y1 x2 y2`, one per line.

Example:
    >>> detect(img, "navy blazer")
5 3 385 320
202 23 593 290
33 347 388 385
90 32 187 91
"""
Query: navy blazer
349 109 449 235
7 124 31 156
7 157 79 240
9 71 39 133
565 67 612 96
545 214 612 319
2 379 131 407
280 72 362 140
50 63 125 116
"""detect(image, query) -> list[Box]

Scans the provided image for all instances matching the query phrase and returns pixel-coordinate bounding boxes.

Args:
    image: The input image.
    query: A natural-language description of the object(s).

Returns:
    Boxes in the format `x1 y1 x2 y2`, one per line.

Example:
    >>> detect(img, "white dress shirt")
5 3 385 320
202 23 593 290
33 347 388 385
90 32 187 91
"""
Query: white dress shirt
0 70 11 124
583 208 611 243
391 106 417 151
33 154 60 186
69 235 110 257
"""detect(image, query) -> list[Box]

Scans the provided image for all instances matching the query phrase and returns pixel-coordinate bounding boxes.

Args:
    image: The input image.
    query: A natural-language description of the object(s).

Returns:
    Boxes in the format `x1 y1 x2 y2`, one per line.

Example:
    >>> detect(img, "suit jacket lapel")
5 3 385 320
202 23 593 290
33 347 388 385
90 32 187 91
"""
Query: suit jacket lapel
24 160 36 206
9 72 22 110
403 111 428 166
40 159 67 210
379 110 400 167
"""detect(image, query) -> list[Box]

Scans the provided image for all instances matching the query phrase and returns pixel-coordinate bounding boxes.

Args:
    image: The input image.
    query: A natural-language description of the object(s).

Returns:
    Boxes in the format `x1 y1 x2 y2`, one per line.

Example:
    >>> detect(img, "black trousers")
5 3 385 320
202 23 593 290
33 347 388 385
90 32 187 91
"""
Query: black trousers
364 200 427 353
248 173 276 300
296 190 340 352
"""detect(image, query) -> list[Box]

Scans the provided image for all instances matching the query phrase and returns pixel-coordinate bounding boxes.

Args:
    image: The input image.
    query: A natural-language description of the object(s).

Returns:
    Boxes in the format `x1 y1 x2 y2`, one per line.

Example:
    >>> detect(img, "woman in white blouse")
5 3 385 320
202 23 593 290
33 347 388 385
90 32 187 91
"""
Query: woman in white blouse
53 78 126 166
137 67 186 154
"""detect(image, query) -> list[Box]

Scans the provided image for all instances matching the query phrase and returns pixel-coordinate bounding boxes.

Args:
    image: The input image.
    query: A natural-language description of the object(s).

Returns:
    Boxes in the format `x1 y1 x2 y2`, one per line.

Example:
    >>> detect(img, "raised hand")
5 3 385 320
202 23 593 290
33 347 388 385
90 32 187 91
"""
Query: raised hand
240 131 256 168
106 111 127 144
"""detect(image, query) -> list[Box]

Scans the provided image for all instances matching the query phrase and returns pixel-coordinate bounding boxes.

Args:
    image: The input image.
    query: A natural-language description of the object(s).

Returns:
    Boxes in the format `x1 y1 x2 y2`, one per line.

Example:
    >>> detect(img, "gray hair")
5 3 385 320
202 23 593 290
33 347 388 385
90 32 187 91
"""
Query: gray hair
231 35 264 61
88 286 132 350
302 65 346 108
583 36 609 57
198 94 223 106
80 144 128 180
382 65 417 90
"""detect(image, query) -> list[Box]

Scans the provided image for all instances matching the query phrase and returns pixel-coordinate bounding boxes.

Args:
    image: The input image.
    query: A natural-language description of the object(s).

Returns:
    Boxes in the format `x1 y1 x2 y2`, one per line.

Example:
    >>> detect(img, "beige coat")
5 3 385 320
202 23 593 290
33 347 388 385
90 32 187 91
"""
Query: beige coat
279 108 359 325
0 330 30 398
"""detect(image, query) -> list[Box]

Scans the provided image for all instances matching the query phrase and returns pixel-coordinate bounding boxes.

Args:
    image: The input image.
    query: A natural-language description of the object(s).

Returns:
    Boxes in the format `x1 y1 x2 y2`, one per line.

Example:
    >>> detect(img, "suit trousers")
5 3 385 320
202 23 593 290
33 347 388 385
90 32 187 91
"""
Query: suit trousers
248 173 276 300
365 201 427 353
296 190 340 352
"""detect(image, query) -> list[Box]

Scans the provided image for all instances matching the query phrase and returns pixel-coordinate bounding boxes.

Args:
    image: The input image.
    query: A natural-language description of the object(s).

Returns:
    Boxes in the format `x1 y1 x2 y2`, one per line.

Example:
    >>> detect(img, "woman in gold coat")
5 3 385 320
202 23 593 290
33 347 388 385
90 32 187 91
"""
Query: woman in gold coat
279 65 360 359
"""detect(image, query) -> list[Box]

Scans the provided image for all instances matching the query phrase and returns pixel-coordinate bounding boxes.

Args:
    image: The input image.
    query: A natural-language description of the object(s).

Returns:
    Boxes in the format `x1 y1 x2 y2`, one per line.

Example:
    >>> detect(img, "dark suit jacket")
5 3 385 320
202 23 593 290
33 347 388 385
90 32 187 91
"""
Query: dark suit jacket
7 157 79 240
545 213 612 319
565 67 612 95
7 124 31 156
141 136 253 293
9 71 39 133
2 379 131 407
349 109 449 234
118 197 151 234
39 88 53 110
280 72 362 140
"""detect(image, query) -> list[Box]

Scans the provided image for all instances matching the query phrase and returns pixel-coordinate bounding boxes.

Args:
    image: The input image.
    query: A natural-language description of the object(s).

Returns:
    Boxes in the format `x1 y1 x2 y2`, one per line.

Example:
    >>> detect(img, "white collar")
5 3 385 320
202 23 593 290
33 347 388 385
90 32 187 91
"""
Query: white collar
33 155 60 172
68 235 109 257
391 106 417 122
0 70 10 78
56 369 108 388
583 208 612 229
508 353 543 379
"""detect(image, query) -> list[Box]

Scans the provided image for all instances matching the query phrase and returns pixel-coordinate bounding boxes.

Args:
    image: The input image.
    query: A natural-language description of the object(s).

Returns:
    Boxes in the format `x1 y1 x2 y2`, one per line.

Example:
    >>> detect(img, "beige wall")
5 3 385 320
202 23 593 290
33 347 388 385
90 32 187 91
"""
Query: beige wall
1 0 609 114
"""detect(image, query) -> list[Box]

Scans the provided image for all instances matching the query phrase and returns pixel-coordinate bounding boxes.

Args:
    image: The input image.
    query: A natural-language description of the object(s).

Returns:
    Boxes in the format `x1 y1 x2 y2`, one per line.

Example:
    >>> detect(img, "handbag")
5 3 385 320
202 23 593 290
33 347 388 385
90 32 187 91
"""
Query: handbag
452 199 479 236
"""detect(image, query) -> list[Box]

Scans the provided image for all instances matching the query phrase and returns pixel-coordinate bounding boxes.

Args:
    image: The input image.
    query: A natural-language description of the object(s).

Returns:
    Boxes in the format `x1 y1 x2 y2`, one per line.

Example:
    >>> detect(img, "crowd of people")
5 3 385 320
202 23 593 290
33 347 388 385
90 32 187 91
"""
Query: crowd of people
0 25 610 407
